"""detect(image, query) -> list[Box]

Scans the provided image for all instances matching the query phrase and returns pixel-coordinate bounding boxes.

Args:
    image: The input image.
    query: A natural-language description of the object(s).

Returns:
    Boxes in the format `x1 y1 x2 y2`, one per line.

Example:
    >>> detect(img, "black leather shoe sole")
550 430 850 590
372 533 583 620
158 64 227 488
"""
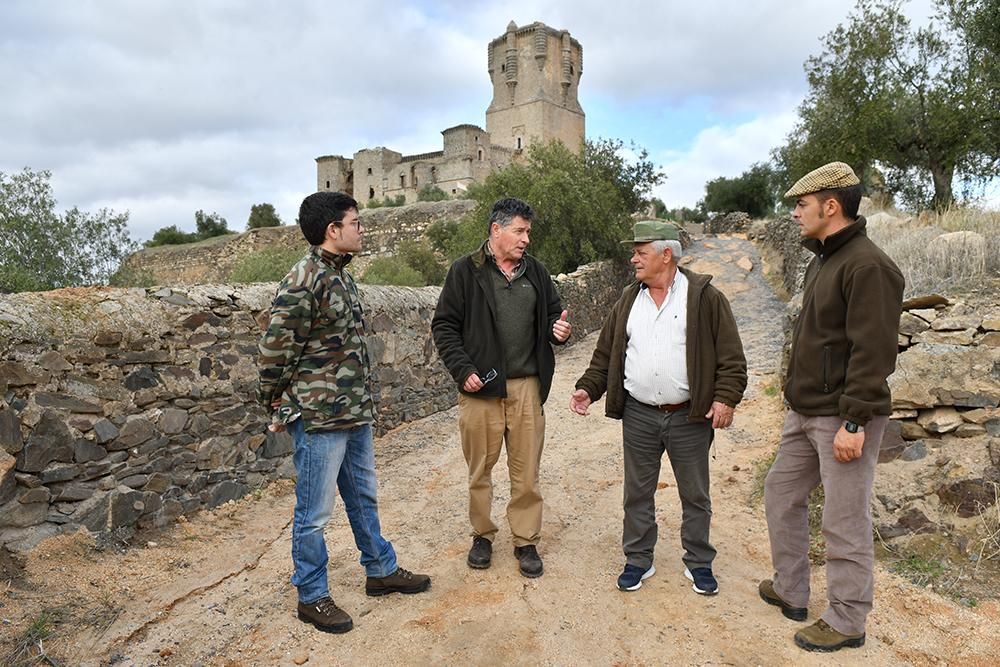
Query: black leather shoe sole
297 611 353 634
467 556 491 569
519 563 543 578
759 584 808 621
794 633 865 652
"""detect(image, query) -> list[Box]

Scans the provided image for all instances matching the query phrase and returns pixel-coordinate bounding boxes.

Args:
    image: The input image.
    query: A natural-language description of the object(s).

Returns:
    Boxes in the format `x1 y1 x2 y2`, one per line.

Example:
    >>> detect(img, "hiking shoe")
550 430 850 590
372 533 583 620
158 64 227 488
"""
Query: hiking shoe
297 597 353 634
617 563 656 591
684 567 719 595
467 536 492 569
365 567 431 597
758 579 807 621
794 619 866 652
513 545 543 578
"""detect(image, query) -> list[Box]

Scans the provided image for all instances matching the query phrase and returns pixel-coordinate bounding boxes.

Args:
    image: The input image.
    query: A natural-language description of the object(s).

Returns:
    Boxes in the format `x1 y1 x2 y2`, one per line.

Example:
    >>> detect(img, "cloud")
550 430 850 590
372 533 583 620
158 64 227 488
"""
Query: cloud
653 110 799 207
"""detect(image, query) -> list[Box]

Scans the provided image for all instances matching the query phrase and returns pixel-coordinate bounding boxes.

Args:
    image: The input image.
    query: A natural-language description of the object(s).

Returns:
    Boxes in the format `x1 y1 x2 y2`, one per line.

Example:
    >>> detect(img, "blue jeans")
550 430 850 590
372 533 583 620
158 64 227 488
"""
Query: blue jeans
288 419 397 603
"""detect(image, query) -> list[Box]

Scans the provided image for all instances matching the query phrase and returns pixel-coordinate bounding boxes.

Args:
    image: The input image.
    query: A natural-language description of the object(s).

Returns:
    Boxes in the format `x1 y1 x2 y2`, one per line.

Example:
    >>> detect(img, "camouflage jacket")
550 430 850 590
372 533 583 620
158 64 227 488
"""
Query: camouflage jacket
257 246 374 432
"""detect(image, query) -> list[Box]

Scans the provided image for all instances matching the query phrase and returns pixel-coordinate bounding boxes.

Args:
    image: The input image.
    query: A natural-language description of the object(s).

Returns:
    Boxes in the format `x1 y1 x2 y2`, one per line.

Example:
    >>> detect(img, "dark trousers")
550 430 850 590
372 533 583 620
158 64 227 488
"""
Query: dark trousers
621 396 715 571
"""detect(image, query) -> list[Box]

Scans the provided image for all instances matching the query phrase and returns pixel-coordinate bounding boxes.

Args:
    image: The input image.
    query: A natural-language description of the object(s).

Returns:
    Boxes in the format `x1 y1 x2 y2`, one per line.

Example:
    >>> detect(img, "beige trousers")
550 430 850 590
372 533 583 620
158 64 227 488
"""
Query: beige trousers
764 410 887 635
458 377 545 547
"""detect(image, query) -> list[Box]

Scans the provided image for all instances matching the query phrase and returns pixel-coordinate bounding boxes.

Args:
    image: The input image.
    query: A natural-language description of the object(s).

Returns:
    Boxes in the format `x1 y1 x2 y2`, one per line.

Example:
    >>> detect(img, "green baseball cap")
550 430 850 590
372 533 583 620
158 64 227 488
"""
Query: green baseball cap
621 220 681 245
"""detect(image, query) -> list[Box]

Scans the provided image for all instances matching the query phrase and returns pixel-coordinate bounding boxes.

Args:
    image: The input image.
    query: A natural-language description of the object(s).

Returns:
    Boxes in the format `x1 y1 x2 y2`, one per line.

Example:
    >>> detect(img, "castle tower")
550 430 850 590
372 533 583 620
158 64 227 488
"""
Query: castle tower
485 21 585 154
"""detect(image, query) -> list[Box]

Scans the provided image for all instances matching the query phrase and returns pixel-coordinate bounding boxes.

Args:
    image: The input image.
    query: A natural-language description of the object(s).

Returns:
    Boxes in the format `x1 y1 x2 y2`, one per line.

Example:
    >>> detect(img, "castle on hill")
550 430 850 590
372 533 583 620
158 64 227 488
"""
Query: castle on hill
316 21 585 203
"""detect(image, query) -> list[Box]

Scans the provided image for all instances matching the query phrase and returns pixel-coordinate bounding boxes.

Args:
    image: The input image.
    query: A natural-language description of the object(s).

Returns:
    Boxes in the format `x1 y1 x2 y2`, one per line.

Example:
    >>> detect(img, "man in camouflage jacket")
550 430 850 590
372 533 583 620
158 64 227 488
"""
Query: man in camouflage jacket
257 191 430 634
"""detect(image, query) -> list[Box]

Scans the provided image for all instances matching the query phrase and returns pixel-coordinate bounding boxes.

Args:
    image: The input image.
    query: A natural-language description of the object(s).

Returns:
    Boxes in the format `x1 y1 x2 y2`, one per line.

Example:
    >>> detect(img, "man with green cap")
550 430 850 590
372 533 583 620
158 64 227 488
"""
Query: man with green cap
571 220 746 595
759 162 904 652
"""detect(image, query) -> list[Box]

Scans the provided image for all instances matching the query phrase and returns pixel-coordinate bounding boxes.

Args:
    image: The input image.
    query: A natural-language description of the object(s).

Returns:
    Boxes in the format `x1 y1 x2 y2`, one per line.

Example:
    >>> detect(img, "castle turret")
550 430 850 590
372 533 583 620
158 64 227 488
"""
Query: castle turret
485 21 585 154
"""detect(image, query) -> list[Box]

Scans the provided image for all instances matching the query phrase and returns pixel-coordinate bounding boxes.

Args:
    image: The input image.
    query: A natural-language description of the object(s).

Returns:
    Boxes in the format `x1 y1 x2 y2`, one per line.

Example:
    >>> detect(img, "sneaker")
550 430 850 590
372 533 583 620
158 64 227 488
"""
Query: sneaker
297 597 353 634
513 545 543 578
794 619 866 652
684 567 719 595
365 567 432 597
617 563 656 591
758 579 807 621
467 536 492 569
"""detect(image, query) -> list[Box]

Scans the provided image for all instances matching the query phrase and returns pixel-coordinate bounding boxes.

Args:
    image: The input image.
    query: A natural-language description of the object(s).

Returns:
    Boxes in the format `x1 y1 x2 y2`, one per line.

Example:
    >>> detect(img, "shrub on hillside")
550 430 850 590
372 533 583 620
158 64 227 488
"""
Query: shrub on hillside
417 185 449 202
229 247 306 284
397 240 446 285
360 256 424 287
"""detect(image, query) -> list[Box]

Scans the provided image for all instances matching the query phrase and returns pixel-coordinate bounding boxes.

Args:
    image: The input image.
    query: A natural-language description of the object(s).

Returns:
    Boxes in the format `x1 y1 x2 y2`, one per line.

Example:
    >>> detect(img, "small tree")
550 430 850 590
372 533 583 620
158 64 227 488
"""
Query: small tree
145 225 198 247
247 203 282 229
195 210 230 238
398 240 447 285
0 168 136 292
701 163 781 218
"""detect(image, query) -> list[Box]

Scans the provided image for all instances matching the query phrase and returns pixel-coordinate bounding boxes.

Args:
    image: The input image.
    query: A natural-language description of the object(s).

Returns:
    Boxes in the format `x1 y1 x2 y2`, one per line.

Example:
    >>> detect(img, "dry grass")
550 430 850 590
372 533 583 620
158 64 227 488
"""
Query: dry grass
866 206 1000 298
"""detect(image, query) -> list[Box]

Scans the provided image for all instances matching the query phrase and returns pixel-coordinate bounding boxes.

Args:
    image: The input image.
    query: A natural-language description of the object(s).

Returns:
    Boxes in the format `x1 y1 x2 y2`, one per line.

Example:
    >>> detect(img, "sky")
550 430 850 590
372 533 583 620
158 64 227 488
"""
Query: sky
1 0 951 242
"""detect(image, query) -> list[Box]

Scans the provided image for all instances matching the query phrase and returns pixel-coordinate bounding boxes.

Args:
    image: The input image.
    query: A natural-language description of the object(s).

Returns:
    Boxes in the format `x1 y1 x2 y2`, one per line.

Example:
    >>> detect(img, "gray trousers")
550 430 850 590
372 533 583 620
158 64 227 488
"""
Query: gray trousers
764 410 887 635
622 396 715 571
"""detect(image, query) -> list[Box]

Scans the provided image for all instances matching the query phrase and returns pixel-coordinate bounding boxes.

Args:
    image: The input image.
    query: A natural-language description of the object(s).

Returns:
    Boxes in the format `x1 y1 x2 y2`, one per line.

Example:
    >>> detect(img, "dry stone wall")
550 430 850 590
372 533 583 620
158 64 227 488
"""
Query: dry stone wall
122 199 477 285
0 259 629 553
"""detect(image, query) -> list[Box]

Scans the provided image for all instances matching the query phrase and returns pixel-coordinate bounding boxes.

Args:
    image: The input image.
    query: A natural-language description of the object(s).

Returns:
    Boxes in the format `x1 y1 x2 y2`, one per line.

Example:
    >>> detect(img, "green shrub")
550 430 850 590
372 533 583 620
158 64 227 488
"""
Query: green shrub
229 247 305 284
385 195 406 207
398 240 446 285
360 256 424 286
417 185 449 202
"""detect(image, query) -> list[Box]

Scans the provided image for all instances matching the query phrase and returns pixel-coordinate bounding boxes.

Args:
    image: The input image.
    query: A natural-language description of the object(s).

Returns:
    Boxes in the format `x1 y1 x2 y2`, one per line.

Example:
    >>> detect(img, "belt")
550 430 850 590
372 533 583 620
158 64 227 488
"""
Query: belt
651 400 690 413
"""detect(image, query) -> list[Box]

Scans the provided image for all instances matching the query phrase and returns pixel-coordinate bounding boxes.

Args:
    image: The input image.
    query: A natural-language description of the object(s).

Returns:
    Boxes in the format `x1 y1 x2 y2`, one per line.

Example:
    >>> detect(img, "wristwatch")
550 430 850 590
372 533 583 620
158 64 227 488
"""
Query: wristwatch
844 421 863 434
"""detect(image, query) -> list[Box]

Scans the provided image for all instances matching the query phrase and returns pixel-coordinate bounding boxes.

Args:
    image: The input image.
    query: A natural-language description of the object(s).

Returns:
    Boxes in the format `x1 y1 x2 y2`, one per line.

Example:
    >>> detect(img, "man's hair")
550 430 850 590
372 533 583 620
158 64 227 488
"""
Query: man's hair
650 239 683 260
812 183 863 220
488 197 535 234
298 191 359 245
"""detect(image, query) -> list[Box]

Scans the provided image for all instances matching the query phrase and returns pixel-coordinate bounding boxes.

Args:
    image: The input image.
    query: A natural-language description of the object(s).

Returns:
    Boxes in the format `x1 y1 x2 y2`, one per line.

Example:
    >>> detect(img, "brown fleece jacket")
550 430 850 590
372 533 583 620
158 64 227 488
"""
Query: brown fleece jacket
574 267 747 422
784 217 905 424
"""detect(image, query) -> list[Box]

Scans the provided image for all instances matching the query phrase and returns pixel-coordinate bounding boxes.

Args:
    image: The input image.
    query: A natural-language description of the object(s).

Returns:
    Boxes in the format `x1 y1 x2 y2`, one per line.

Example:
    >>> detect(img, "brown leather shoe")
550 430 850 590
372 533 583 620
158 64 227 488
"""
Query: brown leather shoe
297 597 353 633
794 619 865 652
365 567 431 596
758 579 807 621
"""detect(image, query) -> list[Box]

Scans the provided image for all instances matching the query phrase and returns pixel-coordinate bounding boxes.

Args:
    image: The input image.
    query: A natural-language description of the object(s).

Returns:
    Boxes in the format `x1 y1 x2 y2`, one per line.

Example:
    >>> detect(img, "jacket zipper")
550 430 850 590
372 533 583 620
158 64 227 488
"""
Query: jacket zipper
822 345 830 392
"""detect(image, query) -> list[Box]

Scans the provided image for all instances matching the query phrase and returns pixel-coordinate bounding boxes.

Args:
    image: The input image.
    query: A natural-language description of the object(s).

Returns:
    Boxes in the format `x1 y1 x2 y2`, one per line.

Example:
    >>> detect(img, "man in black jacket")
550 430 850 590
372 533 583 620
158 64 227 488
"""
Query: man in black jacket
432 197 571 578
760 162 904 653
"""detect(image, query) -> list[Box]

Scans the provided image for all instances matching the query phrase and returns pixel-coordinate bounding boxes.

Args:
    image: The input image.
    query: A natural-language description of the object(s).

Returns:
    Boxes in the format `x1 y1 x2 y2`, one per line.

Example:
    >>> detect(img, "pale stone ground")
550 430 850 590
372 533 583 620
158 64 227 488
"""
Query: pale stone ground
3 236 999 666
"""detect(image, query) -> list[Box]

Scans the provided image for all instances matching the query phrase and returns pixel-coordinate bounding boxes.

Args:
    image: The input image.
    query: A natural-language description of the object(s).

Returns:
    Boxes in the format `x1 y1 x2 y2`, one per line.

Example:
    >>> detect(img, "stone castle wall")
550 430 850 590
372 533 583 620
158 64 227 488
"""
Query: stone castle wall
122 199 476 286
0 258 630 552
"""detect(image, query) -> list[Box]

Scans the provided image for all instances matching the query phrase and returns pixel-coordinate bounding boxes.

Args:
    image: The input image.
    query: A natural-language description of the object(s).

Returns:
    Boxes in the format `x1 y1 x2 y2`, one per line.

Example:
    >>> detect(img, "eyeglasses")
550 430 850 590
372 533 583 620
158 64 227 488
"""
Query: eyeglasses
481 368 498 384
333 219 361 230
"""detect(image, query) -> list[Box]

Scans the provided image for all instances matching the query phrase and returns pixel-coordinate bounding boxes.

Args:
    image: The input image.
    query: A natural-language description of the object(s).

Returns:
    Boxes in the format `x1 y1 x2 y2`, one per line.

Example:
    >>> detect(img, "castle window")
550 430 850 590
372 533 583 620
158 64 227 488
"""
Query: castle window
516 137 522 149
452 189 457 194
475 135 479 142
571 64 574 75
369 187 375 200
478 149 483 161
367 167 372 175
400 174 405 187
501 64 505 73
414 174 418 186
326 180 330 189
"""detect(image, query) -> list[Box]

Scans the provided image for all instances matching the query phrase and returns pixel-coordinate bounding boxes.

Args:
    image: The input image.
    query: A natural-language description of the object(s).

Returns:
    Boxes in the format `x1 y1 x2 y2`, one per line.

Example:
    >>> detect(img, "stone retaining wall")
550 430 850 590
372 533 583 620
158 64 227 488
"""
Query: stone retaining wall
121 199 477 285
0 258 629 552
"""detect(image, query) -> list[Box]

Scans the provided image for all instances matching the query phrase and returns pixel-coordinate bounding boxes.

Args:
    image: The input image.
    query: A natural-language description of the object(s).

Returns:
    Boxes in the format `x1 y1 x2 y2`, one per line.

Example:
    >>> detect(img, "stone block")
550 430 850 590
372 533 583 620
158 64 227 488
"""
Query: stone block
75 439 108 463
34 392 102 414
898 312 930 336
0 450 16 505
262 430 293 458
109 487 145 528
144 472 171 494
92 418 119 444
0 361 47 387
38 351 72 372
937 478 997 517
0 408 23 454
16 410 74 472
918 407 964 433
911 329 977 345
0 498 48 528
51 482 96 503
978 332 1000 347
159 409 189 434
889 344 1000 409
39 463 79 484
900 440 928 461
112 417 156 450
955 423 987 438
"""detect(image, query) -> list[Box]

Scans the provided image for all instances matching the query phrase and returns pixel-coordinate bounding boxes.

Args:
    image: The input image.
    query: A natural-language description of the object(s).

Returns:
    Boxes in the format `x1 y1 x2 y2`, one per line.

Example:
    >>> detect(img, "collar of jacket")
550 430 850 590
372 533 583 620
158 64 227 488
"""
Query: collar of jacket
801 216 868 258
471 238 531 271
312 245 353 269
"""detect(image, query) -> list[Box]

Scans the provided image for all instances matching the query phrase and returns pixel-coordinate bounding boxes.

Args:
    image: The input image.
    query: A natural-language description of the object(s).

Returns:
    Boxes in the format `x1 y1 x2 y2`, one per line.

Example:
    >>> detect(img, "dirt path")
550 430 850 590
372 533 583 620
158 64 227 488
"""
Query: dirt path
4 235 1000 666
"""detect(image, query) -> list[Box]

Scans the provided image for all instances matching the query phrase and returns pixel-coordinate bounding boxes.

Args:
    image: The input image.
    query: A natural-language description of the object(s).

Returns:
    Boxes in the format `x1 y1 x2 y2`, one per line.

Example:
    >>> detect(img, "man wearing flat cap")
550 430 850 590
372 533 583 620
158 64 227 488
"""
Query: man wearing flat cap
759 162 904 652
571 220 746 595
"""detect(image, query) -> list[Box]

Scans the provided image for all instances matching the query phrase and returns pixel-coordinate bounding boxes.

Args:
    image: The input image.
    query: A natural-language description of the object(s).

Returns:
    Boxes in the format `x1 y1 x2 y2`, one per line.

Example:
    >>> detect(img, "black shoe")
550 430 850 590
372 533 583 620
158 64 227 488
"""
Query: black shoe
467 536 492 569
759 579 808 621
684 567 719 595
297 597 353 633
365 567 431 597
514 545 543 578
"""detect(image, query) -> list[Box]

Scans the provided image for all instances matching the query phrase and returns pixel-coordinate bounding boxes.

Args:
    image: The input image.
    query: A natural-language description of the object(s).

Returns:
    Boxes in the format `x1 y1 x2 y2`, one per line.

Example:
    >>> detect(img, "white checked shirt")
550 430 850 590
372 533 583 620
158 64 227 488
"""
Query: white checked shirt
623 270 690 406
